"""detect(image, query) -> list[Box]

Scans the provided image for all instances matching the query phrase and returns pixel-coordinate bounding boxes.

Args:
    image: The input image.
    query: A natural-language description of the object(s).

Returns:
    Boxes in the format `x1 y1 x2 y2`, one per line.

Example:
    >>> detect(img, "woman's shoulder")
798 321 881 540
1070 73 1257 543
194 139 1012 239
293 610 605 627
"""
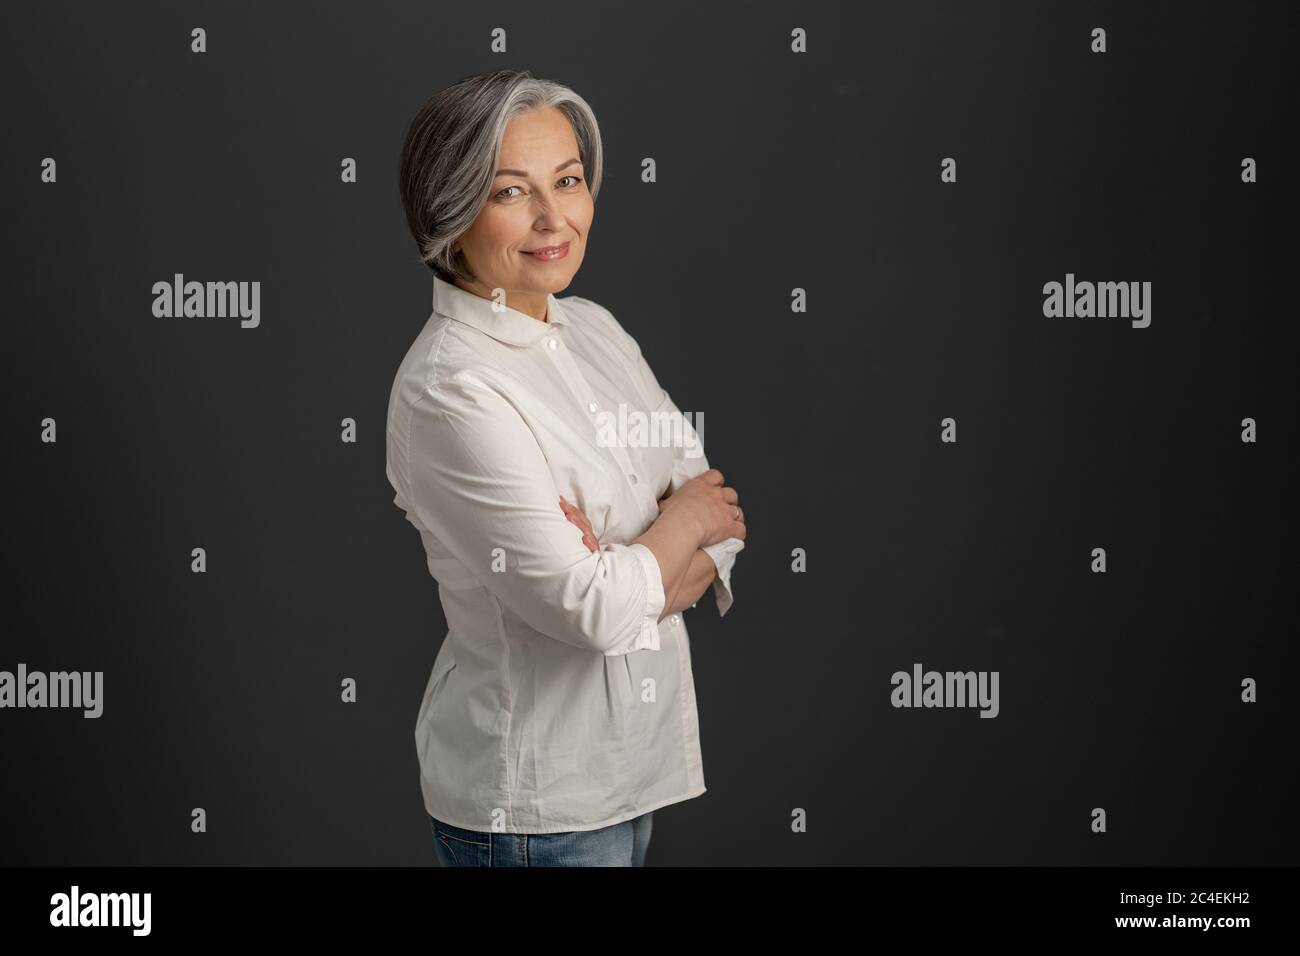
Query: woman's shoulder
388 311 500 408
557 293 640 358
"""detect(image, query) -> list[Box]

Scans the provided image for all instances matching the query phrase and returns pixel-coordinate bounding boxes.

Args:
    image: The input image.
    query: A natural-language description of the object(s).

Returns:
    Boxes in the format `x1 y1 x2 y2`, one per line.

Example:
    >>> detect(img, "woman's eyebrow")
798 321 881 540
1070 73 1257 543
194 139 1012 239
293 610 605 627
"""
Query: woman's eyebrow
494 157 582 178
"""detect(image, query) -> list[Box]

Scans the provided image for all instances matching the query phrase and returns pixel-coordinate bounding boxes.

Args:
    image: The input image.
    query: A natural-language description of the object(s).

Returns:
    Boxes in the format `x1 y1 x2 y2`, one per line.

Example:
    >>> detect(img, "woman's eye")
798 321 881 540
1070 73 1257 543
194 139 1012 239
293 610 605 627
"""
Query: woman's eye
496 176 581 200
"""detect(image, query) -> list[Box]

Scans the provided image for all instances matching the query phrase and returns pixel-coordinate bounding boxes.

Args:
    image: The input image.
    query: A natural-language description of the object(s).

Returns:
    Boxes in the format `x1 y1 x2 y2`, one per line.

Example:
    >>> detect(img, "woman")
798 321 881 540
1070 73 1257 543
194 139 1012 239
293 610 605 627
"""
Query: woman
387 69 746 867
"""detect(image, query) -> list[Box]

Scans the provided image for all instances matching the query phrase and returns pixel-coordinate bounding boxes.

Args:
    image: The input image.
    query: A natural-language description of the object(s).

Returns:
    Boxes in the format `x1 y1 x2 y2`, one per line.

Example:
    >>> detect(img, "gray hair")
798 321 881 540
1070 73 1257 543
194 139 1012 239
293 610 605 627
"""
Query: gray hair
398 69 604 283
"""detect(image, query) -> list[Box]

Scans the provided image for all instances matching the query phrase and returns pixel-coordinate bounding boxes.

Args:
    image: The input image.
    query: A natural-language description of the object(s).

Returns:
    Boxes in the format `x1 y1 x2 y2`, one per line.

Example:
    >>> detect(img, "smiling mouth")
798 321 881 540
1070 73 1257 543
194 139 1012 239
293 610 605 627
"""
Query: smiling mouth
522 241 571 260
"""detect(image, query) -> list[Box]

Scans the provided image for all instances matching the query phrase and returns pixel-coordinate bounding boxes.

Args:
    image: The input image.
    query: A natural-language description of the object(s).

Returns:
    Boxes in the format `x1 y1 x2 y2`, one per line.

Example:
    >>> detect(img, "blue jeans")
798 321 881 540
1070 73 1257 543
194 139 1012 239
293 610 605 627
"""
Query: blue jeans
430 812 654 867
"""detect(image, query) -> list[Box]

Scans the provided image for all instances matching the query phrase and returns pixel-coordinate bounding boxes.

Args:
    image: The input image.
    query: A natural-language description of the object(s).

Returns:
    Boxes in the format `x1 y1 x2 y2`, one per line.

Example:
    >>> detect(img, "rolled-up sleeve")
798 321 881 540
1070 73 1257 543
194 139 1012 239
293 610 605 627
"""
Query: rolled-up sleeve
597 304 744 617
403 371 666 655
660 399 742 616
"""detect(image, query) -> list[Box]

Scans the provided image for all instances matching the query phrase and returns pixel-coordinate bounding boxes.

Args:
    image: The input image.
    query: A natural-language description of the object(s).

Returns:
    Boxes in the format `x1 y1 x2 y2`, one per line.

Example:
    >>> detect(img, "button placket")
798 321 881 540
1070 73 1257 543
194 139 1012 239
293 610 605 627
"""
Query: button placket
543 332 643 494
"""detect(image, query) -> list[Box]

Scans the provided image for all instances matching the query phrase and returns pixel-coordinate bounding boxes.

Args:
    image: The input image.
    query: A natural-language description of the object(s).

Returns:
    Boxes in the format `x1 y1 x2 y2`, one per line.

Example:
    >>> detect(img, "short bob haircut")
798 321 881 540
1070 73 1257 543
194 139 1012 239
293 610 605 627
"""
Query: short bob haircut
398 69 604 285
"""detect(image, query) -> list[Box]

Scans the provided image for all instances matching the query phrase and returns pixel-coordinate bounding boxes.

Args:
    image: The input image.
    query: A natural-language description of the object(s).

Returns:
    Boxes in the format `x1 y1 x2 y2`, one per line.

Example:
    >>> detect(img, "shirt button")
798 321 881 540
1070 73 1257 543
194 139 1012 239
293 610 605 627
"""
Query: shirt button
628 474 638 484
587 401 598 412
670 614 680 626
547 338 558 350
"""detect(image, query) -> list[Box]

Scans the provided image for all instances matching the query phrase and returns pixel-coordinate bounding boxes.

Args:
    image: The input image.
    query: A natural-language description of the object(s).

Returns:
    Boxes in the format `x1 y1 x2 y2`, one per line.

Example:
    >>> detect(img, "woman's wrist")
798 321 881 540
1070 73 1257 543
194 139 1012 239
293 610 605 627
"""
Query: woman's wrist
662 548 717 616
664 502 709 550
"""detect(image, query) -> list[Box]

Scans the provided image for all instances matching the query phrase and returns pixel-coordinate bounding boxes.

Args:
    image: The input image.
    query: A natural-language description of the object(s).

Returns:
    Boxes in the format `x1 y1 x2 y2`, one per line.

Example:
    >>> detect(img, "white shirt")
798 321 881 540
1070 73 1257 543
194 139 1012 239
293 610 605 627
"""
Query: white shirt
385 274 744 833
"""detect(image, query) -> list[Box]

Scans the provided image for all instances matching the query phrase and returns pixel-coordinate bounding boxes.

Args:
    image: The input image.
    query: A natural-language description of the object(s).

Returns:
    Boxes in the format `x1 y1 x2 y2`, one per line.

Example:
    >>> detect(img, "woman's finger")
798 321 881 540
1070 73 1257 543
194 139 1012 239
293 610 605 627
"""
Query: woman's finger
563 501 595 536
560 498 597 550
564 513 596 552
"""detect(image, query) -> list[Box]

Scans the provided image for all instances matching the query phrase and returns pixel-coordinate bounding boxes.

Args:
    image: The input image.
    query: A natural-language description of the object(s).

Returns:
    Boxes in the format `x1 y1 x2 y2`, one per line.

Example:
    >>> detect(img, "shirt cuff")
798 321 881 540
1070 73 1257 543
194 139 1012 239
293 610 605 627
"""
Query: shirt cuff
701 537 744 617
609 542 665 654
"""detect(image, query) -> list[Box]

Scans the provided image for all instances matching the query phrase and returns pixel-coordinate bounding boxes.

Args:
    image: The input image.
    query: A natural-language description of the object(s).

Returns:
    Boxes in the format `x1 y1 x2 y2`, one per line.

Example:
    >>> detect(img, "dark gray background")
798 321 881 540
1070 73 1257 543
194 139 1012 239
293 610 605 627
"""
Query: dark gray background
3 0 1296 865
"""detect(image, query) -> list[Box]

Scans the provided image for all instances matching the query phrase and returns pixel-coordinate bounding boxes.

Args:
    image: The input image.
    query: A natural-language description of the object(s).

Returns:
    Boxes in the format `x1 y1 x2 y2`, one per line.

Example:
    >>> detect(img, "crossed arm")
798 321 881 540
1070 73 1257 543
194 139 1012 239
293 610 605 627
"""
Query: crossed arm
560 494 718 618
659 549 719 616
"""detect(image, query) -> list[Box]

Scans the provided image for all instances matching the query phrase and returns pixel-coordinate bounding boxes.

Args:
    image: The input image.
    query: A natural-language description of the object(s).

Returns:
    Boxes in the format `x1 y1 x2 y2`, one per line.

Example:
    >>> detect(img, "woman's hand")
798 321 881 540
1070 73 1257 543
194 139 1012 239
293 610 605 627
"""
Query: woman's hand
559 496 599 552
656 469 745 547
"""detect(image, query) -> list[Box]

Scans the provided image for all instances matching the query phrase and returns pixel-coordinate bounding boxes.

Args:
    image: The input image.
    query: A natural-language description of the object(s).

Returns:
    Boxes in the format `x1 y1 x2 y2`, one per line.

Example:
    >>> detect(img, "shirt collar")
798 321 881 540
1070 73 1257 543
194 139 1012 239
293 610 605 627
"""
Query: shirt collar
432 274 569 346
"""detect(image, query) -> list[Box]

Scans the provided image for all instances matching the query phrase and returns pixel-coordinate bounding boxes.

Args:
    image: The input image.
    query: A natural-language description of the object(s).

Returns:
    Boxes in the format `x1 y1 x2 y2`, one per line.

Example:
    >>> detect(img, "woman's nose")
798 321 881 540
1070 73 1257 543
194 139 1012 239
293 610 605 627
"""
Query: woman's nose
532 202 565 228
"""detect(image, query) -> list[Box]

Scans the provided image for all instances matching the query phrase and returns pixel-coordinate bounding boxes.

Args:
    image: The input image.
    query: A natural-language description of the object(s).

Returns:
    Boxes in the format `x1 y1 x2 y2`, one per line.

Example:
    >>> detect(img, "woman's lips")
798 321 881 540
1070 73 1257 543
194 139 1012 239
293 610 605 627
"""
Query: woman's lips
522 241 570 262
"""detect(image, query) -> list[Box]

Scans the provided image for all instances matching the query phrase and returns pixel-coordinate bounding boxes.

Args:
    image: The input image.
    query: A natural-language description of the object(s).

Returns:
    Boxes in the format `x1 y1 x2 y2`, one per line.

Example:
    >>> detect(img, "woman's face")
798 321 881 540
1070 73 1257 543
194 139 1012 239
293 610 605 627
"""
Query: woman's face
453 106 593 313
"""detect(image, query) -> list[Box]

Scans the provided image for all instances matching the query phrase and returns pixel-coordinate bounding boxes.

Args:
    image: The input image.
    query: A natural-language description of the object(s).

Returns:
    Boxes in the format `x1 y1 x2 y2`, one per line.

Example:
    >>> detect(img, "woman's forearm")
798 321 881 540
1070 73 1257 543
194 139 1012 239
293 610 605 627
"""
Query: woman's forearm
663 549 718 615
633 508 704 622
